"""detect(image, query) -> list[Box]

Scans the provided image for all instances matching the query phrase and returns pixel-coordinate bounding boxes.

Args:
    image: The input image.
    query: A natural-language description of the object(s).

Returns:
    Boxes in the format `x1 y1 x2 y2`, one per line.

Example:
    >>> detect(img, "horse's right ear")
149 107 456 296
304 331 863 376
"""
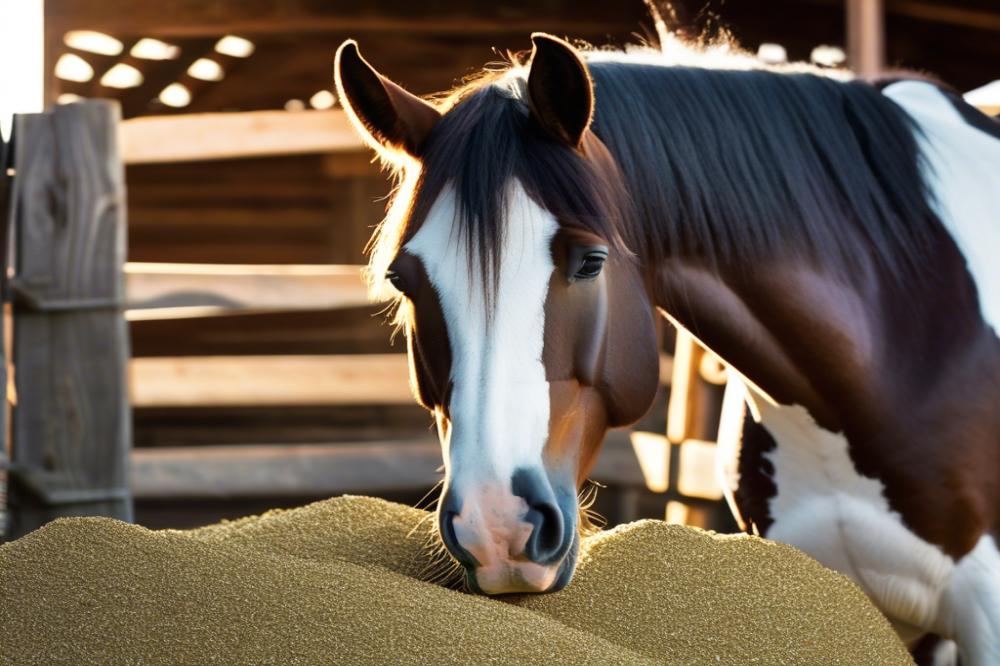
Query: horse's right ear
526 33 594 148
334 40 441 158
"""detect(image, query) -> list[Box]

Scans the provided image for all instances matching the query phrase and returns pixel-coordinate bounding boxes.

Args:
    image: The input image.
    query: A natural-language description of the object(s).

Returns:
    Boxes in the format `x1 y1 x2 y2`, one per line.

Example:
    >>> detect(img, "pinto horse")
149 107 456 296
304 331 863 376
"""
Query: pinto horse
334 34 1000 663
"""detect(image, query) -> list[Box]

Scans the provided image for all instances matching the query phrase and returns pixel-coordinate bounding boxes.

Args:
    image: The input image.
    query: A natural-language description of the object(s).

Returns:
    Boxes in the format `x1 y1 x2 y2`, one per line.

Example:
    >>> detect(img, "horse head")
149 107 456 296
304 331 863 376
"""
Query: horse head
335 35 659 594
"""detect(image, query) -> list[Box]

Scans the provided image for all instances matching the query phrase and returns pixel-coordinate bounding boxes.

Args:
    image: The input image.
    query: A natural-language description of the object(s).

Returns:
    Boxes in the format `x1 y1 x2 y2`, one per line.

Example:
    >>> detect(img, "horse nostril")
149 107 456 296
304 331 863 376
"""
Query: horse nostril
523 500 565 564
511 466 570 565
439 509 477 568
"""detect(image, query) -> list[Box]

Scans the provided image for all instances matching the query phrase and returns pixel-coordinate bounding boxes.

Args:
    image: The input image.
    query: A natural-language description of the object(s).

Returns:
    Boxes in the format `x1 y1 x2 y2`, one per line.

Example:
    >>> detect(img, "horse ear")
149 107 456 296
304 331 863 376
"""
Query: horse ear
334 40 441 158
526 33 594 148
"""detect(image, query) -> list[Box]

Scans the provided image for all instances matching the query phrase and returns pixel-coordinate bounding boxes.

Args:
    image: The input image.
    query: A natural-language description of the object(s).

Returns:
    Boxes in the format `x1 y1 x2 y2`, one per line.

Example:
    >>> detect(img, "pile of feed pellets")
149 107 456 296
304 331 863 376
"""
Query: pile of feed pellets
0 495 913 665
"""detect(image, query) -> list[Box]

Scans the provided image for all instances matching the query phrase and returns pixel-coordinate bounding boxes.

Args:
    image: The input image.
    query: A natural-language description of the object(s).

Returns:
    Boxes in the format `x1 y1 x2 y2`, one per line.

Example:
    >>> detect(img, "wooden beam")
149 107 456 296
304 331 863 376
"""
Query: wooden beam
130 430 646 499
120 109 364 164
46 0 644 38
8 101 132 538
129 354 413 407
125 262 377 319
888 1 1000 32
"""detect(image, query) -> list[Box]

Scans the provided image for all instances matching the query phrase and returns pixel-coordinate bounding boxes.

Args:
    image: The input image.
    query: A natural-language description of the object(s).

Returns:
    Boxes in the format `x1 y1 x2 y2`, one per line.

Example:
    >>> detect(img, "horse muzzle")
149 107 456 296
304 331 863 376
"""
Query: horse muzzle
438 467 579 594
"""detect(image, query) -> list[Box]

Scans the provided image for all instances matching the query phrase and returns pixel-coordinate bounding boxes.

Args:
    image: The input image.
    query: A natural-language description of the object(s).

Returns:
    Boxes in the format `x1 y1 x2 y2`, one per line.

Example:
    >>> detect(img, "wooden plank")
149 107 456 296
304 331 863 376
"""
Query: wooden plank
125 262 377 319
120 109 364 164
130 430 645 499
131 440 443 498
888 1 1000 32
129 308 398 358
9 101 132 538
130 354 413 406
130 349 673 406
46 0 644 38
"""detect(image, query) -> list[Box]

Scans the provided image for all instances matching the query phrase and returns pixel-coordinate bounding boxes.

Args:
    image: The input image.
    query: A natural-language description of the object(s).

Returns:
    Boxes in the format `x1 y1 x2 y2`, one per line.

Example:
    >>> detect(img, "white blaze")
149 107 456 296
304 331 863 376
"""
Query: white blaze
405 180 558 488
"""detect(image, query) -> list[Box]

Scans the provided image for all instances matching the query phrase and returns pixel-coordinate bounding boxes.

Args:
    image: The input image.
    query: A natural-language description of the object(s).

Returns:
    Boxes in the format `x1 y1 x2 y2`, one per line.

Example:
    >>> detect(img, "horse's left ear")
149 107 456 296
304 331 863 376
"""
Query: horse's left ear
335 40 441 158
527 33 594 148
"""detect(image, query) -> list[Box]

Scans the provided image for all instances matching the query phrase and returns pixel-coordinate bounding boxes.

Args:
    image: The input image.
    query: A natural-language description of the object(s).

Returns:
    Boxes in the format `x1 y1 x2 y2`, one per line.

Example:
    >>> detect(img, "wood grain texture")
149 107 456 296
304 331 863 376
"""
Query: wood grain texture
120 109 363 164
130 429 645 499
9 101 132 538
130 354 412 407
124 262 377 318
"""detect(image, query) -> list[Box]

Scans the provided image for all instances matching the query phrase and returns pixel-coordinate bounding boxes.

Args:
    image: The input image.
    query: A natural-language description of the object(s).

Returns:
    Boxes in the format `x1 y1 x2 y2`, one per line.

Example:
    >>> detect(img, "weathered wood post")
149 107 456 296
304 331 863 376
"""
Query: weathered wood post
6 100 132 539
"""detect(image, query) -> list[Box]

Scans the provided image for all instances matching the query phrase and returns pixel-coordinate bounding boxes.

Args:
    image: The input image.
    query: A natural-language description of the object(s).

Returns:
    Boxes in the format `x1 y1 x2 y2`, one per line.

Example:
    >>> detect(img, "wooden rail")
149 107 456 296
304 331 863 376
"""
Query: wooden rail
125 262 375 320
120 109 364 164
130 353 674 408
130 354 413 407
130 431 645 500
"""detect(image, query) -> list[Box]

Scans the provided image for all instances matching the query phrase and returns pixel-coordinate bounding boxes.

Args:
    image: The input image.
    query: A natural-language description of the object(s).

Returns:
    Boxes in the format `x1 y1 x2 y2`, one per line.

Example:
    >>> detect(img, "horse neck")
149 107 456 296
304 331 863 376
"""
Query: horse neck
646 221 999 434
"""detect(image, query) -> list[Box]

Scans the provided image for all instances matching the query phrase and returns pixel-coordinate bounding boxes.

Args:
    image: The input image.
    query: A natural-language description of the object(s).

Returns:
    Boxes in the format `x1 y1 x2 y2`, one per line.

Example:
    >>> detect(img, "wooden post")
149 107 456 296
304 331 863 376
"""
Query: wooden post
846 0 885 77
7 100 132 539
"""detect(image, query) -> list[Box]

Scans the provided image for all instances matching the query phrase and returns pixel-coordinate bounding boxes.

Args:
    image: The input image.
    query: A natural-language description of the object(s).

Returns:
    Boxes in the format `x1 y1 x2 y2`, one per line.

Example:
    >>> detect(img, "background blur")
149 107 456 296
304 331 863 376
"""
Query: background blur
1 0 997 537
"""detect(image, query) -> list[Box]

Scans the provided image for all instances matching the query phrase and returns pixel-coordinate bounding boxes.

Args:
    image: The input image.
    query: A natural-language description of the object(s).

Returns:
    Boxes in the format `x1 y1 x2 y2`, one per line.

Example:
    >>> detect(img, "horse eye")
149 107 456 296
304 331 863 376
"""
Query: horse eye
573 251 607 281
386 269 406 293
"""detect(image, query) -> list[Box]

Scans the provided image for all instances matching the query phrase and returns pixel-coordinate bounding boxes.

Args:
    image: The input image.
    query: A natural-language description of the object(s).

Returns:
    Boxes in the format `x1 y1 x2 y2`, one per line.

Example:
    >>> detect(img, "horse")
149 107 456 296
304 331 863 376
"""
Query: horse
334 32 1000 664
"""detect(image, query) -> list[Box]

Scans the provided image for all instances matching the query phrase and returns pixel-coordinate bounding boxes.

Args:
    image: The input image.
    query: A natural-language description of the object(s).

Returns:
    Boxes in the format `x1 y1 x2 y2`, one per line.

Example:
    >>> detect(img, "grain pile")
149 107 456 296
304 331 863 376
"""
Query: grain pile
0 495 912 665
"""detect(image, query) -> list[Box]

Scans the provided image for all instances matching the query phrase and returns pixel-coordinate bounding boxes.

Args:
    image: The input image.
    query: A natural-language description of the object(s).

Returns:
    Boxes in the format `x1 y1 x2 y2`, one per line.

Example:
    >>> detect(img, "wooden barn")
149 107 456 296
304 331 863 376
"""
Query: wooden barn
1 0 997 539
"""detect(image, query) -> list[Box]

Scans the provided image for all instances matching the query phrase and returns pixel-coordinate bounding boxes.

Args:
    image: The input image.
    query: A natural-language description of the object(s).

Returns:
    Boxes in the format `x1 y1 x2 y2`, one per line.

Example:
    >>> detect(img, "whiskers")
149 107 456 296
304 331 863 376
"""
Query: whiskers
408 481 469 592
578 479 607 536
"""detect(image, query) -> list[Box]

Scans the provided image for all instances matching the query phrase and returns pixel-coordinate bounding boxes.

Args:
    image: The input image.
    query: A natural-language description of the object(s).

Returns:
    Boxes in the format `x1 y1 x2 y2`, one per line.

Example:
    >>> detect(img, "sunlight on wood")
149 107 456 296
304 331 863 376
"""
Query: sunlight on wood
159 83 191 108
63 30 122 56
665 501 689 525
215 35 255 58
187 58 225 82
100 63 143 89
678 440 725 500
124 262 377 318
130 37 180 60
120 109 363 164
129 354 413 407
55 53 93 83
630 431 670 493
716 376 749 529
698 351 728 385
667 329 696 443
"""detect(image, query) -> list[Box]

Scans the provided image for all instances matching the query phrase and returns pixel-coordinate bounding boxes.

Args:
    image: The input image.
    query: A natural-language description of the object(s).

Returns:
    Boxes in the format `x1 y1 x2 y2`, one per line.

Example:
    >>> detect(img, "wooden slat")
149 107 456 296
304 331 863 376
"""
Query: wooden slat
46 0 643 38
9 101 132 537
125 262 376 319
130 430 645 499
120 109 364 164
131 440 442 498
130 354 413 406
131 350 673 406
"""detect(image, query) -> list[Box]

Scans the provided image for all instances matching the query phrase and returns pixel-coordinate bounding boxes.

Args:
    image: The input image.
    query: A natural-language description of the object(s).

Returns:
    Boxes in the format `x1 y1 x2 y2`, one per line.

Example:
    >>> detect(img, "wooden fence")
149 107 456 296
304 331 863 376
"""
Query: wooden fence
4 101 131 539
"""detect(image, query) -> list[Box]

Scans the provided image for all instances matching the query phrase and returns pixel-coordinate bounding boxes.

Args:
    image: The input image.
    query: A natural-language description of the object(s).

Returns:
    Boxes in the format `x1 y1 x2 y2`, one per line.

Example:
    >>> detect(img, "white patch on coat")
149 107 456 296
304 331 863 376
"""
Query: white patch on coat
749 394 1000 664
751 396 953 635
939 534 1000 666
882 81 1000 333
405 180 557 489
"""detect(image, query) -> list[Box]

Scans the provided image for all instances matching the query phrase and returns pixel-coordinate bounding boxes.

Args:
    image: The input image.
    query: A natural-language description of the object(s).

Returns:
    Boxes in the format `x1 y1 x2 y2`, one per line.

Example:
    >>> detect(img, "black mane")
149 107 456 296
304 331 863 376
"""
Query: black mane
391 54 941 299
587 60 939 279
